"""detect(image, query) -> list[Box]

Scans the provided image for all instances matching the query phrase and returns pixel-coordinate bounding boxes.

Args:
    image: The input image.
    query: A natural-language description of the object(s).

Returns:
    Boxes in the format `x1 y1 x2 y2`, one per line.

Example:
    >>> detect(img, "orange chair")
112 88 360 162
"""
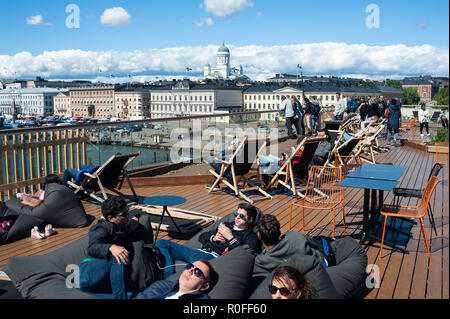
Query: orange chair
398 119 411 133
378 176 441 264
289 166 346 238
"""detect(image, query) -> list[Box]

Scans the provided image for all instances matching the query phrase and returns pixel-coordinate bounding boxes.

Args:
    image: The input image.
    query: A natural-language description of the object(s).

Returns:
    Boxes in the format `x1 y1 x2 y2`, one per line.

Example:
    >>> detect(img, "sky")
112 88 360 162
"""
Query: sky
0 0 448 82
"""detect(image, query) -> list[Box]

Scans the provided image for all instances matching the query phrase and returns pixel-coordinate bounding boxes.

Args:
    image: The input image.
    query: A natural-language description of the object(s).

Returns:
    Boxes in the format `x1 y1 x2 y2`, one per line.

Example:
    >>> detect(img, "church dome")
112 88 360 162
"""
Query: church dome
218 41 230 53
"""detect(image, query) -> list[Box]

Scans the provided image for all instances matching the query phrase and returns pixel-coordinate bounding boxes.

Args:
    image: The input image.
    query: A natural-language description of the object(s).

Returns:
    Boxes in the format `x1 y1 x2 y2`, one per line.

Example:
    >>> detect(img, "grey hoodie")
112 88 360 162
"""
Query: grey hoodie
253 231 326 276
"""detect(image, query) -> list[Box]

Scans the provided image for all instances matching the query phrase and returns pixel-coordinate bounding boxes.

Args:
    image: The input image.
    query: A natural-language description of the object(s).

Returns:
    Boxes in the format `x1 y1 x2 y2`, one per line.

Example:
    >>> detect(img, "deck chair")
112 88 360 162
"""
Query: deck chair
323 134 364 169
352 123 386 164
430 111 441 123
208 137 272 204
67 153 140 204
263 136 327 197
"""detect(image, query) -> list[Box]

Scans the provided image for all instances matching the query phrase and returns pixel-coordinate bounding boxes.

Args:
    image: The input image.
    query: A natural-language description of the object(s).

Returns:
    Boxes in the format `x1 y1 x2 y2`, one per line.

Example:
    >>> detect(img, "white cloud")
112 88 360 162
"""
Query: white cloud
203 0 254 18
196 17 214 27
0 43 448 80
100 7 131 27
26 15 52 26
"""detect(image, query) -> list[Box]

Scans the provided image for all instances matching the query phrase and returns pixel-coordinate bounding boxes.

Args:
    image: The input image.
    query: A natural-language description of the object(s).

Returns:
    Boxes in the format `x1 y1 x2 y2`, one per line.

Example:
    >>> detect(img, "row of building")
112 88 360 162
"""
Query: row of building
0 79 405 121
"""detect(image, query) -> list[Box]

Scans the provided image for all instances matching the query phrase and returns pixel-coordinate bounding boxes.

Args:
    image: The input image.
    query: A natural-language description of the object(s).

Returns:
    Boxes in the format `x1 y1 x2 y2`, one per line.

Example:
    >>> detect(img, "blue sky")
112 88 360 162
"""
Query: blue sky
0 0 448 80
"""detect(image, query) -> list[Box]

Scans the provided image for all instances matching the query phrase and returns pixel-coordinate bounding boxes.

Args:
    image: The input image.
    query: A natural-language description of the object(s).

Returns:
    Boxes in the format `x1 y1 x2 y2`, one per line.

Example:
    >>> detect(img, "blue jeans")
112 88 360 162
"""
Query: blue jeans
155 239 215 279
63 168 78 186
79 258 132 299
310 115 319 133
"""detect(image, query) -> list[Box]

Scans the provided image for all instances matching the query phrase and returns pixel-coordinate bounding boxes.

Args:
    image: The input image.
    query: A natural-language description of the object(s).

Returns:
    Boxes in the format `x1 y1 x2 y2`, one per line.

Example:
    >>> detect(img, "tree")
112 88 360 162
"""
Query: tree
434 87 449 105
385 79 402 90
402 87 420 105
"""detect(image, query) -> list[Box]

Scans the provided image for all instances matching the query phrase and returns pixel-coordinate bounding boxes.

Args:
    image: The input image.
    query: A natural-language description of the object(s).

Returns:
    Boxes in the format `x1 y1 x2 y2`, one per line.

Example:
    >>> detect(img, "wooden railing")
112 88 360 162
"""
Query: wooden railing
0 128 88 200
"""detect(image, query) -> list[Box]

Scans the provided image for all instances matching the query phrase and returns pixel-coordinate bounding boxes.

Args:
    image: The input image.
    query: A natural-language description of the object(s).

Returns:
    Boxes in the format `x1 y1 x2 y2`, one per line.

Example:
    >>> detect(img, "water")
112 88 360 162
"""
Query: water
86 144 170 168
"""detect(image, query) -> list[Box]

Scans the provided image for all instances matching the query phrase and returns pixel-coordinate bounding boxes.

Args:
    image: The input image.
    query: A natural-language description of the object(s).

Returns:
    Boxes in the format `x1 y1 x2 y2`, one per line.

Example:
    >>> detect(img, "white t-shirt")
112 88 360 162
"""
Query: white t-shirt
418 109 430 123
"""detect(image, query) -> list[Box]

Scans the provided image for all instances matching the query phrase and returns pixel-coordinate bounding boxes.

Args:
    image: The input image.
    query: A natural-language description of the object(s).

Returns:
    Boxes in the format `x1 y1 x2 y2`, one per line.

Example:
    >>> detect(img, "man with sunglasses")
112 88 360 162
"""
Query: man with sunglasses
135 260 215 299
78 196 152 299
155 202 260 278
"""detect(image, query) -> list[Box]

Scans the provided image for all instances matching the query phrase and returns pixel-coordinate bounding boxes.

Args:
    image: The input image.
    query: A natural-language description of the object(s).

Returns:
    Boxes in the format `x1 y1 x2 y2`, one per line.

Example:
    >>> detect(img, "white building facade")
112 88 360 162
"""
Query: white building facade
204 42 246 80
0 88 67 117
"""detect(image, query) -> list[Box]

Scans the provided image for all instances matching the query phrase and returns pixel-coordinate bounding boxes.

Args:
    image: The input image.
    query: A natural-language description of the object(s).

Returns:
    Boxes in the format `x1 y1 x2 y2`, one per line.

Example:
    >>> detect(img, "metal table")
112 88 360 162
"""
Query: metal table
142 195 187 242
337 164 407 250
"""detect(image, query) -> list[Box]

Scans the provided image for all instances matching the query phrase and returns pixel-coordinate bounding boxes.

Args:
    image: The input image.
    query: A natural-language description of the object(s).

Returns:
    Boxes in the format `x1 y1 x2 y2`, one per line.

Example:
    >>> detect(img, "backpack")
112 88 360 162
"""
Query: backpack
293 100 303 118
311 102 321 117
311 236 336 268
136 243 165 290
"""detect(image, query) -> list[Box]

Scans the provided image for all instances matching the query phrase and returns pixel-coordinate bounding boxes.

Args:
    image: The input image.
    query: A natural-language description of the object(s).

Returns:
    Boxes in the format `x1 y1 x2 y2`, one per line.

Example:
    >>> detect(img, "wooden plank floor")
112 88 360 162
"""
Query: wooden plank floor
1 143 448 299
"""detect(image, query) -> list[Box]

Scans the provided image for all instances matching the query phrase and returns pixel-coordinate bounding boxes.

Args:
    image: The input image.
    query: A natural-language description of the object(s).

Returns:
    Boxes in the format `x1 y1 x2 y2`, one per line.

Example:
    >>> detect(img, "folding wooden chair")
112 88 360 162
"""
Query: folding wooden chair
208 137 272 204
263 136 327 197
353 123 386 164
289 166 346 238
67 152 140 203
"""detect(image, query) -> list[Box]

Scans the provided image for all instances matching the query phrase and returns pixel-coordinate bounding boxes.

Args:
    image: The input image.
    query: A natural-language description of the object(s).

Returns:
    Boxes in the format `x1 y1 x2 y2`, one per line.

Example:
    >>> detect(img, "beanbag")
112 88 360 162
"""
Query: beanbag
0 202 46 245
249 254 341 299
326 236 367 299
5 183 92 228
3 212 153 299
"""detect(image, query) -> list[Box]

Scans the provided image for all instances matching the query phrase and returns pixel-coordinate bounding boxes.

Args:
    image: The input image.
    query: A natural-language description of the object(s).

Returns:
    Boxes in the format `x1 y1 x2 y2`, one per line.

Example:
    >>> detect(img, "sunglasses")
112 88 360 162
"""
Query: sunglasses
268 285 294 297
234 212 247 220
185 263 206 280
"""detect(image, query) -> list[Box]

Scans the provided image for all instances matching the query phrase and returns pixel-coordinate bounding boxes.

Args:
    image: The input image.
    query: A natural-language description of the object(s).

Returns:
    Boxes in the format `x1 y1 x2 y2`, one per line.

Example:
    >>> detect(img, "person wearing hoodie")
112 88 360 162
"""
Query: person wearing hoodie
253 215 328 277
386 98 402 146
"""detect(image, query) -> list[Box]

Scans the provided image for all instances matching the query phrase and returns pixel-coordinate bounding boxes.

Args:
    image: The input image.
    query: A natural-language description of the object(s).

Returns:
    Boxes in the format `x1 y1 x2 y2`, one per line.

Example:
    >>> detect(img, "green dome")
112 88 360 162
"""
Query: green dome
218 41 230 53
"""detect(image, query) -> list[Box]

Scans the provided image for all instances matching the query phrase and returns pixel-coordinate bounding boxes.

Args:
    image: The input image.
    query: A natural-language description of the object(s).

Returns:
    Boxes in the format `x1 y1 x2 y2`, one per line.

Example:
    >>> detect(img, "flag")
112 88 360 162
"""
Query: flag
128 74 132 78
186 67 192 72
297 64 302 69
98 68 102 73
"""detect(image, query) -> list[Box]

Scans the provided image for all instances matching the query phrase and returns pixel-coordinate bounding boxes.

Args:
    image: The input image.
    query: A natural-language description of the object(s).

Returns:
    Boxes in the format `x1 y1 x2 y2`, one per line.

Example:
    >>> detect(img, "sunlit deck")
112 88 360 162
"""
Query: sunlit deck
1 142 448 299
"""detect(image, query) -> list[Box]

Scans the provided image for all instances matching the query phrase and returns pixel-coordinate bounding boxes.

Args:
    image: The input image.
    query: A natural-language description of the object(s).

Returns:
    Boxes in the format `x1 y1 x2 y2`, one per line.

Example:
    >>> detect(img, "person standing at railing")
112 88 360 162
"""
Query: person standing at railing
332 93 346 121
280 95 300 137
418 102 430 137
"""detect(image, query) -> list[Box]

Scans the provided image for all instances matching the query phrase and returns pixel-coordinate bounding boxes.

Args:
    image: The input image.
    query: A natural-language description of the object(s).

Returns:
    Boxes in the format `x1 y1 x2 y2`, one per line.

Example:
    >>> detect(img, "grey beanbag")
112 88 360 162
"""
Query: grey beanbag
5 183 92 228
3 212 153 299
249 254 341 299
0 202 46 245
326 236 368 299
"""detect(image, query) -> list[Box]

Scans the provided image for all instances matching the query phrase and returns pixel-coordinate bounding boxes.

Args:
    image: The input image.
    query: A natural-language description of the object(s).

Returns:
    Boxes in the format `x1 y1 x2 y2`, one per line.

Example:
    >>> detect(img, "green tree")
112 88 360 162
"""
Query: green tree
402 87 420 105
356 79 375 86
434 87 449 105
385 79 402 90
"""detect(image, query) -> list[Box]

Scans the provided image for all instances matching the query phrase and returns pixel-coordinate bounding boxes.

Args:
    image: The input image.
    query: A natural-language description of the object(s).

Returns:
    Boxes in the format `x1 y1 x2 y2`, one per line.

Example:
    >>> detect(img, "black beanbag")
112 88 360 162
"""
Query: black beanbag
3 212 153 299
0 202 46 245
5 183 92 228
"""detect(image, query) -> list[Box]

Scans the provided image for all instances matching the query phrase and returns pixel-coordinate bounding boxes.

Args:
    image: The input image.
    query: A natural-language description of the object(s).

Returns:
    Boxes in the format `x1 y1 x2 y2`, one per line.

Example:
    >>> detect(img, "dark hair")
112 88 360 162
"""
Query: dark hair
197 259 218 293
390 99 397 105
257 214 281 246
237 202 258 223
319 128 331 142
44 174 61 186
272 265 316 299
101 196 128 219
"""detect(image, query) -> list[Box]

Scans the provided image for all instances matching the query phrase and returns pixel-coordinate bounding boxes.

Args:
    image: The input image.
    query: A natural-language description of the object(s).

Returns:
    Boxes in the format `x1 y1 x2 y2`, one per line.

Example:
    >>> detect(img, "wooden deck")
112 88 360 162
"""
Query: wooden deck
1 143 448 299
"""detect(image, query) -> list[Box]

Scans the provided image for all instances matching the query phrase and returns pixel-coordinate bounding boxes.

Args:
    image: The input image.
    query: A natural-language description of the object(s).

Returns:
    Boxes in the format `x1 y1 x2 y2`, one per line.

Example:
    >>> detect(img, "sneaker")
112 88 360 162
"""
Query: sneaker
44 224 57 237
205 184 220 191
420 134 424 137
427 133 430 136
31 226 45 239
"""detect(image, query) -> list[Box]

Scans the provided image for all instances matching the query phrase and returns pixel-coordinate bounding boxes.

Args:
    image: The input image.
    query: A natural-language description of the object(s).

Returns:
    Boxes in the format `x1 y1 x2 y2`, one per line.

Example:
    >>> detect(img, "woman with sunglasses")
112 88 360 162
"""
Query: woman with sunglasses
135 260 215 299
270 266 315 299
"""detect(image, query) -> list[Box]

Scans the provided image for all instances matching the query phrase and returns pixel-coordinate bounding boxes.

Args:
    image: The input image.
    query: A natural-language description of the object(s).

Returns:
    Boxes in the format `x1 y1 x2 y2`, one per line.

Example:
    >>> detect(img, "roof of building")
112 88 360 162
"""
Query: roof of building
218 41 230 53
0 88 69 94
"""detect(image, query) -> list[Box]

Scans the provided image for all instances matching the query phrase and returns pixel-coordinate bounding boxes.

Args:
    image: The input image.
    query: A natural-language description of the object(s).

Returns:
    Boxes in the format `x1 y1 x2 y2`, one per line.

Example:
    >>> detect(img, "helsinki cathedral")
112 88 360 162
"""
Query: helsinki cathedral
203 42 248 80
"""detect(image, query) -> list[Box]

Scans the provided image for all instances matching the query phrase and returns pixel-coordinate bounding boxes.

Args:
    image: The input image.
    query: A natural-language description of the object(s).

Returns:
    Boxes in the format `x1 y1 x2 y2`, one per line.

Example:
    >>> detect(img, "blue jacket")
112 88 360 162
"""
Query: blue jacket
387 104 401 129
75 165 99 182
134 280 211 299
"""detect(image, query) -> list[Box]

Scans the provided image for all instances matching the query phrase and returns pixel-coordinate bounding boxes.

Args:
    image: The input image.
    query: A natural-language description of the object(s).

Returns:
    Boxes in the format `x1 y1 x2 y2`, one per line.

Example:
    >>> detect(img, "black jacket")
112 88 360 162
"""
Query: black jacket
198 222 259 256
87 219 134 260
134 280 210 299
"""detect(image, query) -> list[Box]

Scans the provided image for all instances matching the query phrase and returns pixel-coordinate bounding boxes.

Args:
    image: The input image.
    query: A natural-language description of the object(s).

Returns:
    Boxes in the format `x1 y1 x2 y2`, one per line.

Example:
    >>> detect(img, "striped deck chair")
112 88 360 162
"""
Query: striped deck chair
263 136 327 197
353 123 387 164
67 152 140 204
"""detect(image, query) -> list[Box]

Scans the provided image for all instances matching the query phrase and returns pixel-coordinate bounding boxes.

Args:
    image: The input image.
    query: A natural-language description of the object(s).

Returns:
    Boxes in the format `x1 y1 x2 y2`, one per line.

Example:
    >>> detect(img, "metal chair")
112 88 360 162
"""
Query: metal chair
289 166 346 238
393 163 443 237
379 176 441 264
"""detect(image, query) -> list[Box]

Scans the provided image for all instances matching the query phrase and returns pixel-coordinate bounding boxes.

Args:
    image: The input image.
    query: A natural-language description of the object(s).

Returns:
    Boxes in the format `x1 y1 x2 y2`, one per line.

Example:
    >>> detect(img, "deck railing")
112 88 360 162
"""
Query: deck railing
0 128 88 200
1 110 297 201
